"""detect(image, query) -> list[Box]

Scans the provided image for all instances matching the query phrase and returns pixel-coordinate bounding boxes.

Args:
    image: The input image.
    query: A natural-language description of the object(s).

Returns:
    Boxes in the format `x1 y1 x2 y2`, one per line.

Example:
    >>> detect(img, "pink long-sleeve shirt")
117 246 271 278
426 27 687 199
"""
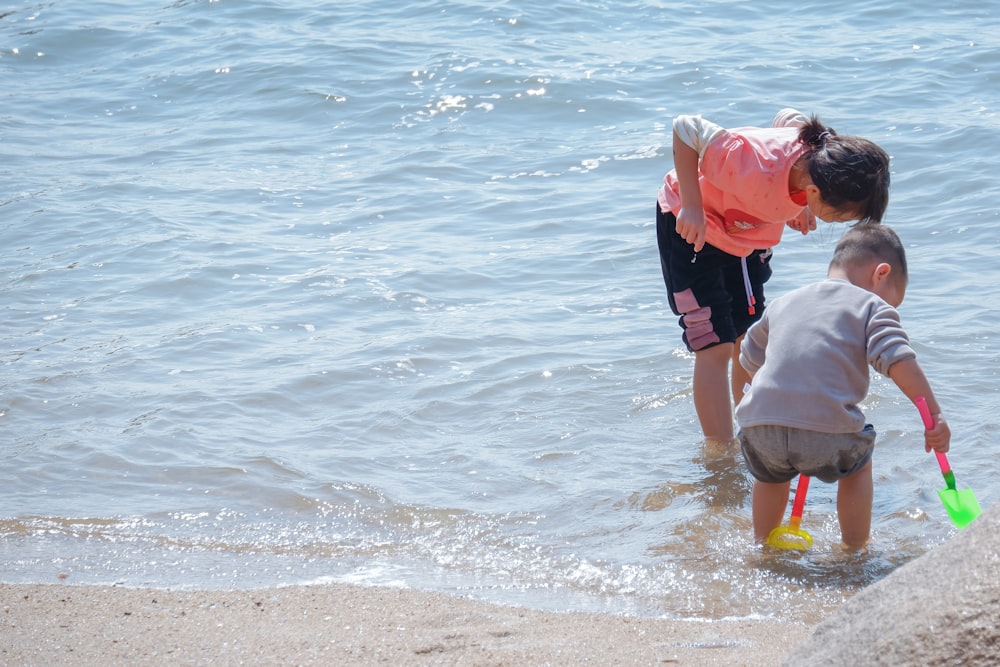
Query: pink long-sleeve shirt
657 115 810 258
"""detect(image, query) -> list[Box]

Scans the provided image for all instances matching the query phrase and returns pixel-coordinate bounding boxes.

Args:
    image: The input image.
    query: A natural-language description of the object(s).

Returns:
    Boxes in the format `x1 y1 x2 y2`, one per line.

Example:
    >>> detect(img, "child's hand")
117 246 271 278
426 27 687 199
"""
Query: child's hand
786 210 817 235
676 207 707 252
924 413 950 454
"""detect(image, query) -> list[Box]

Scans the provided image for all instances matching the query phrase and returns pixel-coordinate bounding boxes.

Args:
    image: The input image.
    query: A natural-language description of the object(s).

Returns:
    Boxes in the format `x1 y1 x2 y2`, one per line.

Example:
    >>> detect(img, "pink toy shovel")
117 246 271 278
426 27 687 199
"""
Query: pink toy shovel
915 396 982 528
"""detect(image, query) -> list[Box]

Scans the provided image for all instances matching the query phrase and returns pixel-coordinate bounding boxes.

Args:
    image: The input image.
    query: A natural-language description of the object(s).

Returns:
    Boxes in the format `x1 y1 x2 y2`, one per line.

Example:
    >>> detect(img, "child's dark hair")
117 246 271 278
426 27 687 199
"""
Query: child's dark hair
830 223 908 285
800 117 890 224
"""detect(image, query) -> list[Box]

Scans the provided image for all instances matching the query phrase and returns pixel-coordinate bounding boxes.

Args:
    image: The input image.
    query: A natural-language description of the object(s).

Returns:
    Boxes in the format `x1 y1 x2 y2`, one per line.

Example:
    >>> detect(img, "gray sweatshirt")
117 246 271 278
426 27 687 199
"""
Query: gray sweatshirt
735 278 916 434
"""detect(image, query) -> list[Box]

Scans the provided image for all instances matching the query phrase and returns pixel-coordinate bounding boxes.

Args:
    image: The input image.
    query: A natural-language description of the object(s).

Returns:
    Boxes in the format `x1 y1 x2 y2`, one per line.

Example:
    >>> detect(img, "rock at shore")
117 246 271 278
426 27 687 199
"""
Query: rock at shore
785 504 999 666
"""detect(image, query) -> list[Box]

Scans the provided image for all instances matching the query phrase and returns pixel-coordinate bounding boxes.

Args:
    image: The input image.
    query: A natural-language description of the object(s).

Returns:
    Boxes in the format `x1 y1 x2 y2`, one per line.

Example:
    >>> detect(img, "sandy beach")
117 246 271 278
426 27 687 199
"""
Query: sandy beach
1 582 814 665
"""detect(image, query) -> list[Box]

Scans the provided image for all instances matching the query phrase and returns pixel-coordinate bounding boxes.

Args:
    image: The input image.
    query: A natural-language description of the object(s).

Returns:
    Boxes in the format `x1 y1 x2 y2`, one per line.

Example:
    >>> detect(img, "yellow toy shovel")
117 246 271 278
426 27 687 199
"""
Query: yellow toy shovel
765 475 813 550
915 396 982 528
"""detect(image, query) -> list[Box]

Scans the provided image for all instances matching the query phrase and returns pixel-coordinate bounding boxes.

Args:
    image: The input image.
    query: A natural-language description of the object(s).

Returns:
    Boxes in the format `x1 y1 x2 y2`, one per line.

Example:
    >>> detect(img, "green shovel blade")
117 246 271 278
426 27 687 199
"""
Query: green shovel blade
938 486 982 529
915 397 983 529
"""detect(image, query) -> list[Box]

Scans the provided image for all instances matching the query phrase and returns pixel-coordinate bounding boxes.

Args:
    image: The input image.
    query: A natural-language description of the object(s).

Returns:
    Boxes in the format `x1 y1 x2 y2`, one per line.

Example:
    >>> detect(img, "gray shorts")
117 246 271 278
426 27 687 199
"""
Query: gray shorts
739 424 877 484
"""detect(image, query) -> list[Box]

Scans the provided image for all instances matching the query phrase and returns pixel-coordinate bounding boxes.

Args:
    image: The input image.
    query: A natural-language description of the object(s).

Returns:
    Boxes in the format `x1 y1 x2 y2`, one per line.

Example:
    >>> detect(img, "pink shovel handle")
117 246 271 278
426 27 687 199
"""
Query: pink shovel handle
915 396 950 474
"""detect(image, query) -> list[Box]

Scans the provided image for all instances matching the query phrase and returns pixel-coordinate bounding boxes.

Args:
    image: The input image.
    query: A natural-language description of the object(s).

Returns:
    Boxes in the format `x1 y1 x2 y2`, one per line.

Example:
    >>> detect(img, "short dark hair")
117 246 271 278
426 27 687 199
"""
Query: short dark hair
800 117 891 224
830 223 908 285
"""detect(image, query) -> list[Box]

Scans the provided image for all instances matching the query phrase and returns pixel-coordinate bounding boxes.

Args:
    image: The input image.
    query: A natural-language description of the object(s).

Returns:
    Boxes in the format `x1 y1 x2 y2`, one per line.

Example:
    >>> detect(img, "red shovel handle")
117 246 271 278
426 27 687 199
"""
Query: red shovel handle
790 474 810 520
915 396 951 475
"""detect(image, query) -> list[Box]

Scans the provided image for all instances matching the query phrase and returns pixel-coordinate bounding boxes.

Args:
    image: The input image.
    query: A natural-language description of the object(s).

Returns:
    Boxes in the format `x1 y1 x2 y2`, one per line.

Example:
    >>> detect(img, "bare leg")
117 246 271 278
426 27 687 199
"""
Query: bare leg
752 479 791 543
693 343 735 442
731 333 750 406
837 460 873 550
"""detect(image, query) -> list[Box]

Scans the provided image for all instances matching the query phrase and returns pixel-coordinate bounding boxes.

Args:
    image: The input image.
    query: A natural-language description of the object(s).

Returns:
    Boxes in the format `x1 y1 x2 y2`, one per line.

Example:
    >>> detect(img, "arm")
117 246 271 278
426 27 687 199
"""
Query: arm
738 317 768 377
772 109 817 235
772 108 808 128
866 303 949 452
886 358 950 453
672 115 724 252
786 209 817 236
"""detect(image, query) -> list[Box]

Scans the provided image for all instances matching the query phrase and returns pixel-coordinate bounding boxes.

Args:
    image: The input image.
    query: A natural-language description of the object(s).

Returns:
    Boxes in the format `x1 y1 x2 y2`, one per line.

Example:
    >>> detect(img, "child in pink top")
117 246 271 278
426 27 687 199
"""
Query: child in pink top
656 109 890 446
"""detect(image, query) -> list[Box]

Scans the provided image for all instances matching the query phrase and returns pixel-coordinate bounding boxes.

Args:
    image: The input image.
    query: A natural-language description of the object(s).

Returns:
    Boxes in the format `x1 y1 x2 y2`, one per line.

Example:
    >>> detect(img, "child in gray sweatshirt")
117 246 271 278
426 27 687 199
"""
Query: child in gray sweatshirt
736 223 950 549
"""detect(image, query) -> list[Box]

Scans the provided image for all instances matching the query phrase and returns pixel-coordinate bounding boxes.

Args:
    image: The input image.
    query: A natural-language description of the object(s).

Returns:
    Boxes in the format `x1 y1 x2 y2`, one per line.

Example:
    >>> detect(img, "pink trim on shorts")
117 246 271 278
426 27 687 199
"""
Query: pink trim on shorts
674 288 720 350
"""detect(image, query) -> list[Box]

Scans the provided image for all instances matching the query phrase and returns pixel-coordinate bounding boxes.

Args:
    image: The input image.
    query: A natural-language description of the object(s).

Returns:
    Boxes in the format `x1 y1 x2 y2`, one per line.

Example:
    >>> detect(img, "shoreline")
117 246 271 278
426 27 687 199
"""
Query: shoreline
1 582 814 665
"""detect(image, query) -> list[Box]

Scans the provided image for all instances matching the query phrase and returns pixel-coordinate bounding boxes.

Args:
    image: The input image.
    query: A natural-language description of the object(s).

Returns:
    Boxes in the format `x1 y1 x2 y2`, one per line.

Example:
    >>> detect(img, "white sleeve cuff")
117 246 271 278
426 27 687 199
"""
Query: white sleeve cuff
772 108 808 128
673 114 725 157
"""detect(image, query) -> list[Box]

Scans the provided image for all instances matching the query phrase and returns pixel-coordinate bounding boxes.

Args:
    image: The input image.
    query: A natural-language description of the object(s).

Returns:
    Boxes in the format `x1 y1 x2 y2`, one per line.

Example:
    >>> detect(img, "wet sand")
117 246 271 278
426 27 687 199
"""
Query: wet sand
0 582 813 665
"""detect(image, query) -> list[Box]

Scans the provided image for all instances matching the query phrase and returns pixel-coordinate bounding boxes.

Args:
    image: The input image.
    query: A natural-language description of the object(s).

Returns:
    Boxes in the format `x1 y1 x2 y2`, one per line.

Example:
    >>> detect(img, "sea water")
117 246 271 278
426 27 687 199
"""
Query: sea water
1 0 998 623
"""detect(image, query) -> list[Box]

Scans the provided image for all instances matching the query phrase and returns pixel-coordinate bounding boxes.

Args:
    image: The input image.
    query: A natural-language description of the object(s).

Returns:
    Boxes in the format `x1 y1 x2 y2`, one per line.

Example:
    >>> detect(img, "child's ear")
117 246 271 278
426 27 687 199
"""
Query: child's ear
873 262 892 283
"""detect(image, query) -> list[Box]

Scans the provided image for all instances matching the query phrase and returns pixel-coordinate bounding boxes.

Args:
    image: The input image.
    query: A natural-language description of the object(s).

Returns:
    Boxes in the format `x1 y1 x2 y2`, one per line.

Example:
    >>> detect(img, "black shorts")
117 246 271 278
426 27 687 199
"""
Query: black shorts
656 205 772 352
